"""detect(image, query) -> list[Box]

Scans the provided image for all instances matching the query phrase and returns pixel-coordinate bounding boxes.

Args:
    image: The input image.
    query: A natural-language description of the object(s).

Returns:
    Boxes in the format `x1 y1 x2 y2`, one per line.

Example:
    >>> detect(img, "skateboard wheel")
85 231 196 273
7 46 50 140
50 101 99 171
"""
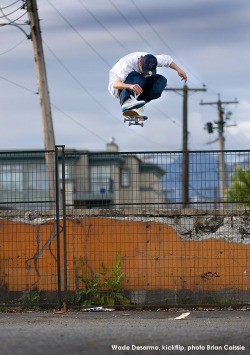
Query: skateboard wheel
123 118 126 123
128 122 132 126
141 122 144 127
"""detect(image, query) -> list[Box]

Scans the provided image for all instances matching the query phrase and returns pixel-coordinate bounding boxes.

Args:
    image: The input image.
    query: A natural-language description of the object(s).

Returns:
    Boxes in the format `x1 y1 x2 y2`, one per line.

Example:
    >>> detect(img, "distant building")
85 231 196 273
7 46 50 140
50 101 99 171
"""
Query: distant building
0 139 165 210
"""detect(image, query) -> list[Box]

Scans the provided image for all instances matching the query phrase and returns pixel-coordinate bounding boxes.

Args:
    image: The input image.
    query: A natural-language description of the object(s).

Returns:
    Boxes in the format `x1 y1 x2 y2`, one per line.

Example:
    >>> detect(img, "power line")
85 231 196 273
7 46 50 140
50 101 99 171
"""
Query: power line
0 71 110 143
108 0 217 98
129 0 219 96
51 103 107 143
46 1 183 133
46 0 111 68
129 1 182 61
0 53 176 149
0 3 24 19
130 0 202 85
150 103 182 127
43 44 172 147
0 1 191 149
27 0 119 157
77 2 178 125
0 1 30 36
78 0 128 54
0 73 37 93
0 8 28 25
42 40 120 124
0 1 21 10
0 56 171 149
42 41 179 148
109 0 154 51
0 37 26 55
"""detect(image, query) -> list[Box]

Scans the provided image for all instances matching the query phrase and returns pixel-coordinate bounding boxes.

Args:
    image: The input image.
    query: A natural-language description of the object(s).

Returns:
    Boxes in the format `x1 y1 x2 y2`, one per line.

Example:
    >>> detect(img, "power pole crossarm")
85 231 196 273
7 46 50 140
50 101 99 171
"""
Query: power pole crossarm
200 99 239 106
165 88 207 92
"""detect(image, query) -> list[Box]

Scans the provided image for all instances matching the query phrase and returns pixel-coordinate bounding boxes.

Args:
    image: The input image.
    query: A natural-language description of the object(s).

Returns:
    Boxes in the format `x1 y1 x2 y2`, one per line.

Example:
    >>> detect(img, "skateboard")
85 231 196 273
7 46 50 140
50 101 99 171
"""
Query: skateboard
123 110 148 127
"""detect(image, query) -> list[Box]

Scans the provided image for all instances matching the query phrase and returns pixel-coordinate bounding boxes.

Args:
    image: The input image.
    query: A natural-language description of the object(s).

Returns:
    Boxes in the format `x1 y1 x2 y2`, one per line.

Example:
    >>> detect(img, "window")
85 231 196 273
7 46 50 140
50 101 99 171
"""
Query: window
28 164 48 190
90 166 112 193
0 165 23 191
121 169 130 187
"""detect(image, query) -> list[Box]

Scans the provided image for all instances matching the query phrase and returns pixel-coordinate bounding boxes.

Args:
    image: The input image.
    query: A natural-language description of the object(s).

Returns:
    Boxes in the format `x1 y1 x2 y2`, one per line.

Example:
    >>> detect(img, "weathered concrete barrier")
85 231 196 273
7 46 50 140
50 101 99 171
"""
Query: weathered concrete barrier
0 209 249 305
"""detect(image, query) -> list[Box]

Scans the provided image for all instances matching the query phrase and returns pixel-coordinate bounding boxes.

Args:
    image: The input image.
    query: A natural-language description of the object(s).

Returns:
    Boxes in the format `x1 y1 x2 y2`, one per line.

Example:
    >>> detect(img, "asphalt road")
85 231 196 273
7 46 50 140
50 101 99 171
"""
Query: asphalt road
0 309 249 355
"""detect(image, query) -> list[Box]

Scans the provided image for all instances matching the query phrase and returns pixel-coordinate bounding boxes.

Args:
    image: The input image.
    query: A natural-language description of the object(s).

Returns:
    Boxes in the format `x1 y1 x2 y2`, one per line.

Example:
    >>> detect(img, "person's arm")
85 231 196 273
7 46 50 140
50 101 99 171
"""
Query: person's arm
113 77 143 95
169 61 187 82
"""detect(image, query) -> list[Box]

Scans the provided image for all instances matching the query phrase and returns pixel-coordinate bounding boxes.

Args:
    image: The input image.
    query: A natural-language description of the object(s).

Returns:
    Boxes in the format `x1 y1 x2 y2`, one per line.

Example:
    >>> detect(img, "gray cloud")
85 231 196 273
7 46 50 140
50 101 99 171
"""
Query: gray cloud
0 0 249 151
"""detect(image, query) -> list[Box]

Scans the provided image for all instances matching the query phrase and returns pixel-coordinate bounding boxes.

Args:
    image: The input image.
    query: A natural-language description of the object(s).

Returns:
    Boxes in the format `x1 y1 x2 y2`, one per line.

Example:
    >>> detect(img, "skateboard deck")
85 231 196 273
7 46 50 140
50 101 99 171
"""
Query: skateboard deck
123 110 148 127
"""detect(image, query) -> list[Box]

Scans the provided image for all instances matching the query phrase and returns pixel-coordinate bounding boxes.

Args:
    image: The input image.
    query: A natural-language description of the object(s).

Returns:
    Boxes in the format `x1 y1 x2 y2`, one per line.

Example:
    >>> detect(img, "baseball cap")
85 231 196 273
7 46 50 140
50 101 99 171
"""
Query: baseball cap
140 54 157 75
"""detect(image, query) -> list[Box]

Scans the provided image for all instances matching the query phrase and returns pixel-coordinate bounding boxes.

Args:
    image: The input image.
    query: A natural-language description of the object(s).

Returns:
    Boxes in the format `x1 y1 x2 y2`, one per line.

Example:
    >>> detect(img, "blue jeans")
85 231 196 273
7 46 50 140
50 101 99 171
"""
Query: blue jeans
119 71 167 106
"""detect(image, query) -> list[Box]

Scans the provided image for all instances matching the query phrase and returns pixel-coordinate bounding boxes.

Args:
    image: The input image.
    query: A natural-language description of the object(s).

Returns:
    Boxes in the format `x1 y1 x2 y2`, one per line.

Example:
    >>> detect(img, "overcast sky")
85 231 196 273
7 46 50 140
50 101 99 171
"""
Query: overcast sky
1 0 250 152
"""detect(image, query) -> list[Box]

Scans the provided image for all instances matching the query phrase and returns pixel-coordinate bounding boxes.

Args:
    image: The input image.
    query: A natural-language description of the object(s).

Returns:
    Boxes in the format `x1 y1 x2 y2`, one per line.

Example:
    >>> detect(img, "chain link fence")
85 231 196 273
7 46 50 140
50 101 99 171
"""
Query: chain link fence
0 147 249 307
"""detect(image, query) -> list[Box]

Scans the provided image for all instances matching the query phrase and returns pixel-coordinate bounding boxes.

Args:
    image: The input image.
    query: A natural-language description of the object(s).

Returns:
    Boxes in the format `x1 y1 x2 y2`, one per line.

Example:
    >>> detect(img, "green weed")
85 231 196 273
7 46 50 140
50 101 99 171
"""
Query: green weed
78 252 129 306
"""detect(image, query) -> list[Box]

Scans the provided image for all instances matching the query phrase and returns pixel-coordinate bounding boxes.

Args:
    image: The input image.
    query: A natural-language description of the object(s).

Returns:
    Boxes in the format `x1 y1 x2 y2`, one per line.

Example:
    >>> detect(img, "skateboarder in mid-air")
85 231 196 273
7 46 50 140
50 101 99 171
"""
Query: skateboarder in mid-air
108 52 187 124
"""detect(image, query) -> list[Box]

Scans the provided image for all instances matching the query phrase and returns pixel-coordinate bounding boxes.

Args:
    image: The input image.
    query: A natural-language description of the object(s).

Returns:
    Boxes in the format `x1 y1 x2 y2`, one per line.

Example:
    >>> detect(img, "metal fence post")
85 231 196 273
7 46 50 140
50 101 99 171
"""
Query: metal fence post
55 146 61 306
61 146 67 304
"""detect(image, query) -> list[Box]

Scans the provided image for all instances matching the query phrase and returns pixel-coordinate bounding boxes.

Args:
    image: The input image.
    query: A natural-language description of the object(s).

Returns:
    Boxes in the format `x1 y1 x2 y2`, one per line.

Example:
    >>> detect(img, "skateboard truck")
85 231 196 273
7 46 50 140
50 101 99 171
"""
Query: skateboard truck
123 117 144 127
123 110 147 127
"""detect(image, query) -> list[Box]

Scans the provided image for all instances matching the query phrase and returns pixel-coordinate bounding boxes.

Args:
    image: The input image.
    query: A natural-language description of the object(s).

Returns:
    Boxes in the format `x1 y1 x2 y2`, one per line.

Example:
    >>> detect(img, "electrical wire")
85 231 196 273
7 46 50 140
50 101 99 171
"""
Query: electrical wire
1 1 229 150
43 41 176 149
125 1 240 148
0 72 110 143
78 0 128 54
46 0 111 68
0 73 37 93
51 103 107 143
42 5 181 148
76 1 181 126
130 0 207 88
127 0 220 97
107 0 219 118
0 1 20 10
109 0 154 51
0 37 26 55
42 40 120 124
0 68 174 149
0 7 28 25
0 3 24 19
0 1 241 153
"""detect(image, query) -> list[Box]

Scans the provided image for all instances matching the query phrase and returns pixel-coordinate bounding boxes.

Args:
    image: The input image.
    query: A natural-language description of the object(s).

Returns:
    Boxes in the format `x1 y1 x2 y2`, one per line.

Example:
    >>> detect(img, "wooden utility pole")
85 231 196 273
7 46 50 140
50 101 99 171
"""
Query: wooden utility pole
165 85 206 208
200 96 238 209
217 99 226 206
27 0 56 208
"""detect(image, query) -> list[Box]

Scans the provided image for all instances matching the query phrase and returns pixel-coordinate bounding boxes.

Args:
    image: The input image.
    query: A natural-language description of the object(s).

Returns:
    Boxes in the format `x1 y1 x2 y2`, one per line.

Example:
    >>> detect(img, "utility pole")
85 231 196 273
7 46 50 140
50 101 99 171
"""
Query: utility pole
200 95 238 209
26 0 56 208
165 85 206 208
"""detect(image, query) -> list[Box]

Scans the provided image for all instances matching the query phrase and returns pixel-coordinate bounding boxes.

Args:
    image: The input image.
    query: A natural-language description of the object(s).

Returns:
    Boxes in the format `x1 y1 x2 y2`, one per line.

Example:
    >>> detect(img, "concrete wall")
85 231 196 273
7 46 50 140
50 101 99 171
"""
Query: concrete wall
0 209 249 304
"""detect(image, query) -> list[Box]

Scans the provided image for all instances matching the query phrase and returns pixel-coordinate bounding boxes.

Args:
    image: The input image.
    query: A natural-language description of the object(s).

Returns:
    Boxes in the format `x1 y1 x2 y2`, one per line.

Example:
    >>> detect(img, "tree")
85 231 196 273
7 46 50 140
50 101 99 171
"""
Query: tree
224 164 250 208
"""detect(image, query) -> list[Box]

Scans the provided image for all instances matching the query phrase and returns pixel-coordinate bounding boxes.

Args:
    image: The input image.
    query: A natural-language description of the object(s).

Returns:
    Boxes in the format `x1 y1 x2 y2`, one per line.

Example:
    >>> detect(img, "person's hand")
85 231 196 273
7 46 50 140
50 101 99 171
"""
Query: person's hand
178 69 187 82
130 84 143 95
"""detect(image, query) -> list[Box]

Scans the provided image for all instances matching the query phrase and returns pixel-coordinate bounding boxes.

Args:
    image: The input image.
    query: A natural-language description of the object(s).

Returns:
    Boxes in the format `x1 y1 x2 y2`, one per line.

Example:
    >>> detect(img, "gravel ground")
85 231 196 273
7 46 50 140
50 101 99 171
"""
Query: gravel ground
0 309 249 355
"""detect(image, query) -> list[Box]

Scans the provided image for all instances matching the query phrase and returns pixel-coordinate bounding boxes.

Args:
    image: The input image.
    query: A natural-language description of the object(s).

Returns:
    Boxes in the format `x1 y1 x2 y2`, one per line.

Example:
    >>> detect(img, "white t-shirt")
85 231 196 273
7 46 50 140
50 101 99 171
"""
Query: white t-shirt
108 52 173 99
